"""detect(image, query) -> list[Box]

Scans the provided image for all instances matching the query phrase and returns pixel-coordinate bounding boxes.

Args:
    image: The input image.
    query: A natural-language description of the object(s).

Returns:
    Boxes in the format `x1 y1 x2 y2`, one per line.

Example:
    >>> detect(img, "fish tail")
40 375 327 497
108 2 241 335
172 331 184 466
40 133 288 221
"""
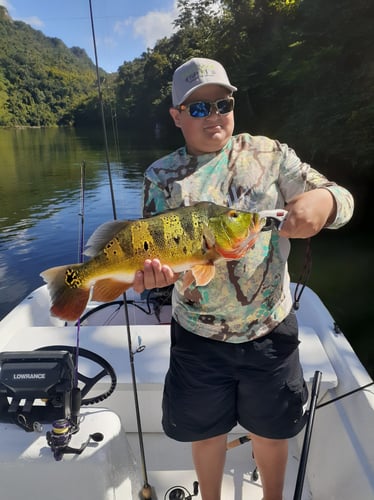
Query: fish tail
40 264 90 321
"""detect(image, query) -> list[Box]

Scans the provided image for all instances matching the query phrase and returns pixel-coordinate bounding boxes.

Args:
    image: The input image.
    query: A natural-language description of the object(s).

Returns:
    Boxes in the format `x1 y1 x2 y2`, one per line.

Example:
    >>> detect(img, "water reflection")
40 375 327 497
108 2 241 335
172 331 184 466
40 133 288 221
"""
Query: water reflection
0 128 372 376
0 127 160 319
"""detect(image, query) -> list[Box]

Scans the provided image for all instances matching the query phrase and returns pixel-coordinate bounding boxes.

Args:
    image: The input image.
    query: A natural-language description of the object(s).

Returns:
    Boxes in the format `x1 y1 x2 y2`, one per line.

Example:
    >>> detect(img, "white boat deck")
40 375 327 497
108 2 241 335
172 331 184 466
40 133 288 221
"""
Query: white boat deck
127 431 313 500
0 322 335 499
0 324 338 433
1 286 373 499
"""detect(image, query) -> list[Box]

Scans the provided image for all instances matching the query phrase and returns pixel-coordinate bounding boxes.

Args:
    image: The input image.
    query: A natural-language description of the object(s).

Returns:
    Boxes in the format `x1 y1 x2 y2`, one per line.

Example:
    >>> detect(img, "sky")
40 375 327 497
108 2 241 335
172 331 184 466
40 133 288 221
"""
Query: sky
0 0 180 72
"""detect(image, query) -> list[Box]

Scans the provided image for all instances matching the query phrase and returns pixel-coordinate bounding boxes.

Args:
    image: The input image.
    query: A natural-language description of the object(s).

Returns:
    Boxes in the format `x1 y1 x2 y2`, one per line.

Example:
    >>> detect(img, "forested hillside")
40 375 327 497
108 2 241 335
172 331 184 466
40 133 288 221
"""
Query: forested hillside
0 6 103 126
0 0 373 176
116 0 373 172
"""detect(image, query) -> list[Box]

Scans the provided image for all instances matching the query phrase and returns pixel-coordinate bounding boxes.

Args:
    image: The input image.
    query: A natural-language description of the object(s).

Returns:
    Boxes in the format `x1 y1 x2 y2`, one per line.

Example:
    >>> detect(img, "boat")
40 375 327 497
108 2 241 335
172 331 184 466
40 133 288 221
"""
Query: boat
0 280 373 500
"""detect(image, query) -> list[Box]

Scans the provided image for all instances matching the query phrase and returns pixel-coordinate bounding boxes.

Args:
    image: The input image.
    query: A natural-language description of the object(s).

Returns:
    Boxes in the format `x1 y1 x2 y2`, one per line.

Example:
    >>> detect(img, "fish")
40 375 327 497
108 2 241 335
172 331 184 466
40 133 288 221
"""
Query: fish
40 202 266 322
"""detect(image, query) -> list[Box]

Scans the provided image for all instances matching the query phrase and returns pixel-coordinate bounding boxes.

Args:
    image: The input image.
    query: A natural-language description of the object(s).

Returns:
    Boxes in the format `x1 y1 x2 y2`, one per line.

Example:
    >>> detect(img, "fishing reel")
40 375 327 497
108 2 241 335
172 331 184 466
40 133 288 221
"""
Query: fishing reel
46 416 103 461
164 481 199 500
0 347 116 461
45 386 103 461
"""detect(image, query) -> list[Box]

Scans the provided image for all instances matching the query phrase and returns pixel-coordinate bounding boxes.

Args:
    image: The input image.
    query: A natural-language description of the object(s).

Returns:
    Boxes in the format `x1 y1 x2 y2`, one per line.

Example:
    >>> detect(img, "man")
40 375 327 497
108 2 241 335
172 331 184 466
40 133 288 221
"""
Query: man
134 58 353 500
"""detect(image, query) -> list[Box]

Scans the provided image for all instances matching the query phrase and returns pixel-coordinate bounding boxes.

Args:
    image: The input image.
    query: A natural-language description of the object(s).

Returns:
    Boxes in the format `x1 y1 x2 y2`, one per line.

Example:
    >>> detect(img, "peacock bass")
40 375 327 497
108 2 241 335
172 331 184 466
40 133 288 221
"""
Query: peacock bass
41 202 266 321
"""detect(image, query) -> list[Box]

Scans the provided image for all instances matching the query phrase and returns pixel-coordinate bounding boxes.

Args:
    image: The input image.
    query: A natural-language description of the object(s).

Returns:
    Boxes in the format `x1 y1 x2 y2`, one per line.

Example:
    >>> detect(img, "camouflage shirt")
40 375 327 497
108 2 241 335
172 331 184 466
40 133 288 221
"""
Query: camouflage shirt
143 133 354 342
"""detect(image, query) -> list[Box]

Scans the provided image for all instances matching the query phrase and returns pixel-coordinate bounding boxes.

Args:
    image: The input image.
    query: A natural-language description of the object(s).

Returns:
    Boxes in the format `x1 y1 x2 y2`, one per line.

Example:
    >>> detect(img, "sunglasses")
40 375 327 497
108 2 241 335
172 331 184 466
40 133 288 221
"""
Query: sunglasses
177 97 235 118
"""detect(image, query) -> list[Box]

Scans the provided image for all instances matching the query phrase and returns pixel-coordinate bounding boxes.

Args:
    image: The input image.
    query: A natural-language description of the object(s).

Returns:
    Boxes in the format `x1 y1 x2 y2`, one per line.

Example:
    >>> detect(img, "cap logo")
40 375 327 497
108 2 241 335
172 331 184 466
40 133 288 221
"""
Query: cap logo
184 62 218 83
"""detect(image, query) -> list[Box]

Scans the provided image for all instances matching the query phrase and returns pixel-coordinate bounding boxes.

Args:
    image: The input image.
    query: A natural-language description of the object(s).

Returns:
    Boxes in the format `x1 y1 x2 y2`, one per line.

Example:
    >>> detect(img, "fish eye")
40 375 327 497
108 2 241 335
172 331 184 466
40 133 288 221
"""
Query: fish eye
228 210 238 218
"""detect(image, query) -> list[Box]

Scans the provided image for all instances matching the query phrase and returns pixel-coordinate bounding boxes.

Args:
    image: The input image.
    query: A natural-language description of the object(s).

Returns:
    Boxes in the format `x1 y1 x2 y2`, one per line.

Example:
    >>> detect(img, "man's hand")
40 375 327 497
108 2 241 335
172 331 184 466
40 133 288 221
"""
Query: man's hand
279 189 337 239
133 259 180 294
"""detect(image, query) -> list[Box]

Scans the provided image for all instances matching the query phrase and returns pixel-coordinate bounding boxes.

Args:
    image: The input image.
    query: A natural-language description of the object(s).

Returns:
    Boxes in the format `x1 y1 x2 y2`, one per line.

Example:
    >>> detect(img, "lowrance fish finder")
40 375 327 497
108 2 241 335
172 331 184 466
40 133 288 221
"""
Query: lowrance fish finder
0 350 75 423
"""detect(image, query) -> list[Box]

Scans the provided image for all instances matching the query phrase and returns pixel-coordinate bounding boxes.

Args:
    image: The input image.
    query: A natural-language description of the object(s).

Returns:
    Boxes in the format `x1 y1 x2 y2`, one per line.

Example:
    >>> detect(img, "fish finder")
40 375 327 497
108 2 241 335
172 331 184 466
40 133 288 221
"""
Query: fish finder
0 350 75 422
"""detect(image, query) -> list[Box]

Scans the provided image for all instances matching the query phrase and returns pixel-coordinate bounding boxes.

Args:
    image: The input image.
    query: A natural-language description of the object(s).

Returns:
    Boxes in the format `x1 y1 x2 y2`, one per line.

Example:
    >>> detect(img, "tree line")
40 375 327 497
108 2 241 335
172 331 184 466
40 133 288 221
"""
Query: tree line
0 6 103 127
114 0 373 172
0 1 373 175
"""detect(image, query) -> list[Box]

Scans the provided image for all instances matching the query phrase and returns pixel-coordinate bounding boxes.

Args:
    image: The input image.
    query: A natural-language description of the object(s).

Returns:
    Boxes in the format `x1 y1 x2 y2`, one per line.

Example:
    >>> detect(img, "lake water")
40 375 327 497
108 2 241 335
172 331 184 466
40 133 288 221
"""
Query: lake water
0 127 372 375
0 127 169 318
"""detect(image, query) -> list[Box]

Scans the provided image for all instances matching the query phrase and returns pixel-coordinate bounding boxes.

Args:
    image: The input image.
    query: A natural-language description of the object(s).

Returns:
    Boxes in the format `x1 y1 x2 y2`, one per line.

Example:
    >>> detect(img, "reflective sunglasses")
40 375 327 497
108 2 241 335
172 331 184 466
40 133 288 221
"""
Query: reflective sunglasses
177 97 235 118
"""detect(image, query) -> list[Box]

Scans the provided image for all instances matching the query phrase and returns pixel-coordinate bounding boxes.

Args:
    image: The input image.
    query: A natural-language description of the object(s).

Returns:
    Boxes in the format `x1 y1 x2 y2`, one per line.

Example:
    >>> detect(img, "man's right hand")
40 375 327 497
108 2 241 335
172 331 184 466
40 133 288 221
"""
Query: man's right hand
133 259 180 293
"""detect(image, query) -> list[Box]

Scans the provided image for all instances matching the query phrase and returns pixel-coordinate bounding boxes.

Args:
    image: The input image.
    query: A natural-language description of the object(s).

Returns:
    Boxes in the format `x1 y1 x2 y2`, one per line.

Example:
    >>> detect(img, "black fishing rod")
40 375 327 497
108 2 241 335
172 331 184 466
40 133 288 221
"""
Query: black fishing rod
88 0 117 220
70 160 87 430
293 370 322 500
87 2 153 498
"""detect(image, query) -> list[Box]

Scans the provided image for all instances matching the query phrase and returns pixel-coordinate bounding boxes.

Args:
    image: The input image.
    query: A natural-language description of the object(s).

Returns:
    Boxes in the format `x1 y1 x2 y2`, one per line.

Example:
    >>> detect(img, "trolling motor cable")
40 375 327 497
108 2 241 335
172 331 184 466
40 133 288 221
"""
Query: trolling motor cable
316 381 374 409
227 381 374 450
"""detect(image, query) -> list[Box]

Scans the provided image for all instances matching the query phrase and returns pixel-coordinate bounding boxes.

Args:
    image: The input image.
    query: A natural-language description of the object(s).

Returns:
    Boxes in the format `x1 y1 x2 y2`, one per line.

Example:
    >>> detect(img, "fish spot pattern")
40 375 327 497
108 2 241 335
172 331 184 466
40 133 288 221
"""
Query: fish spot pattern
160 214 186 253
103 238 123 258
65 268 82 289
130 221 155 256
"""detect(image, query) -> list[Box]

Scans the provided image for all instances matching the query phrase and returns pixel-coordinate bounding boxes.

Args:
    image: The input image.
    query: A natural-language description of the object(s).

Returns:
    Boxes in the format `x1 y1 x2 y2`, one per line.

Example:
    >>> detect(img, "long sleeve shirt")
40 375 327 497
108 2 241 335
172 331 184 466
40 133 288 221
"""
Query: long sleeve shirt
142 133 354 342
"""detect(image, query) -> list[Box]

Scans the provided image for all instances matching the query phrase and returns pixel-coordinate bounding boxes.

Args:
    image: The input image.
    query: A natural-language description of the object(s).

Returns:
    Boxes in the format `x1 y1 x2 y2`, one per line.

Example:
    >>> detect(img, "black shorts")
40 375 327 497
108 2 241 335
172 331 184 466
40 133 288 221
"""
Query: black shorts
162 311 308 441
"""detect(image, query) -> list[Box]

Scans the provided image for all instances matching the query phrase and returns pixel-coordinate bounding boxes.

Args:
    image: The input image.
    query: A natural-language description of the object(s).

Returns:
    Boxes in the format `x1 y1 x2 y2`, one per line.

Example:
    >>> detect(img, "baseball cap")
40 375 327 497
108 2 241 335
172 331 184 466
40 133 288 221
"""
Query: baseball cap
172 57 237 106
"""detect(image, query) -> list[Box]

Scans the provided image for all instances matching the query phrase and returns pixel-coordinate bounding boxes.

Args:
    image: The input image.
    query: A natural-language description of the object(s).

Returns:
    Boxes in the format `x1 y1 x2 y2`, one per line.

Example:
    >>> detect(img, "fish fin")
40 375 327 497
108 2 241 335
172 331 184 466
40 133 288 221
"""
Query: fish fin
181 270 195 292
181 264 216 292
216 234 260 259
192 263 216 286
92 279 131 302
40 265 90 322
85 220 131 257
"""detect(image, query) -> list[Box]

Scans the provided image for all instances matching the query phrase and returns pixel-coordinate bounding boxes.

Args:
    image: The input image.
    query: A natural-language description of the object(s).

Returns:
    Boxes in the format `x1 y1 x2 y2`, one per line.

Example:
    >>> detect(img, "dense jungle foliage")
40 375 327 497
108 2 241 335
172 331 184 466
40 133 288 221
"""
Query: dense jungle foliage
0 1 373 175
114 0 373 170
0 6 104 126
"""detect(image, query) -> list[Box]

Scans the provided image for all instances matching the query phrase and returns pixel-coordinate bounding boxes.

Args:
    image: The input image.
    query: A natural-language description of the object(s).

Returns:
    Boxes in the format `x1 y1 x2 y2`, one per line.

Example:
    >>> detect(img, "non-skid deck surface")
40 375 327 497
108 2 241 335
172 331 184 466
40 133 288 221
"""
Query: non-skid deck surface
127 432 313 500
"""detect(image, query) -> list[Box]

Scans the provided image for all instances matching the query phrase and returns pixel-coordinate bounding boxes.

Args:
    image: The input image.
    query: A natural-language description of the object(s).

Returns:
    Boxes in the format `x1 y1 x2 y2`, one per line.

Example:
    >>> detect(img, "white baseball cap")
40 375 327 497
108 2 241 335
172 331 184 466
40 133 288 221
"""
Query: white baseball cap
172 57 237 106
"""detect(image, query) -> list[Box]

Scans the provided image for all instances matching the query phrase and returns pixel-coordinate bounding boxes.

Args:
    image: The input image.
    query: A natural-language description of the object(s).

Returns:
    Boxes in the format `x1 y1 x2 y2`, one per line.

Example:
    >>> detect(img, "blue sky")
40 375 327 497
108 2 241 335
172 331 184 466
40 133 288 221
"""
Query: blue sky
0 0 180 72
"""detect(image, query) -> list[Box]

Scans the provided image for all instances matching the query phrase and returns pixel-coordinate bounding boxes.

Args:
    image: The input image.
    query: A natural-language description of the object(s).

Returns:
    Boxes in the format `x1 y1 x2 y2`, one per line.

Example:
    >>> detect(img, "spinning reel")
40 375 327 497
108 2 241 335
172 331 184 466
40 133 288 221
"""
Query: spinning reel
164 481 199 500
0 345 117 461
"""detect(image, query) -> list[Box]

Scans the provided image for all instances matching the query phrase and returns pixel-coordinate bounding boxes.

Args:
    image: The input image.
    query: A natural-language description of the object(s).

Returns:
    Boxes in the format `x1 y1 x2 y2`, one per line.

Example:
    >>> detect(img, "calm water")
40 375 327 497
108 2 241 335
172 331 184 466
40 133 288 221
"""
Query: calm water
0 128 372 375
0 127 168 319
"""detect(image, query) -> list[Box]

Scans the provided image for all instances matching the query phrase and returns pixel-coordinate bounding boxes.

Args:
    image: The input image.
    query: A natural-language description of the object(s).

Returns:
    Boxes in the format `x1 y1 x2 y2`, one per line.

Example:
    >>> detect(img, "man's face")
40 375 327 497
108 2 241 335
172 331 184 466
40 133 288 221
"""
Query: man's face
169 84 235 156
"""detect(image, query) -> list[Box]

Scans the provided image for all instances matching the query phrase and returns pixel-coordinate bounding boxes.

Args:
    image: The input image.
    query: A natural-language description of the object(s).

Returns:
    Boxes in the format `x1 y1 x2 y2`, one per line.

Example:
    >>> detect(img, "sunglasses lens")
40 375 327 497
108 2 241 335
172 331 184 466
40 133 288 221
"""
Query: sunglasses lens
189 101 211 118
183 98 234 117
217 98 234 114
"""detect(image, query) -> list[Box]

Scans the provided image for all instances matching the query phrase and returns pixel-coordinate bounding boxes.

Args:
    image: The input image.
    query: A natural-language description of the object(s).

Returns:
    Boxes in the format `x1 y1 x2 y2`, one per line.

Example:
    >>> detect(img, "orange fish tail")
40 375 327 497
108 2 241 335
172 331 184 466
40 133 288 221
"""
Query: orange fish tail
40 265 90 322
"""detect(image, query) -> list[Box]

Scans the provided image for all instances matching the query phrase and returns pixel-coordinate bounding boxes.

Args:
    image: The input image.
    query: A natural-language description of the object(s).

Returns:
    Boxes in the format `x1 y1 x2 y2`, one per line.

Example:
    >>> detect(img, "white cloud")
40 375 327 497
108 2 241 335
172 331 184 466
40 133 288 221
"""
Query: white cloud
132 9 177 48
101 36 117 50
115 1 179 50
22 15 44 28
0 0 11 8
0 1 44 28
113 18 133 36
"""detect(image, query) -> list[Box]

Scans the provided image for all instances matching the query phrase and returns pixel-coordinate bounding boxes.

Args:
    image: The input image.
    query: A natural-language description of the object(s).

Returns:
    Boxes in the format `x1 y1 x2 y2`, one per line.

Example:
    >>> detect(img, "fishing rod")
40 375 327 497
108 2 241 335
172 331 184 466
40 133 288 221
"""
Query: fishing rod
70 160 87 430
88 0 117 220
226 371 323 498
293 370 322 500
88 2 153 498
